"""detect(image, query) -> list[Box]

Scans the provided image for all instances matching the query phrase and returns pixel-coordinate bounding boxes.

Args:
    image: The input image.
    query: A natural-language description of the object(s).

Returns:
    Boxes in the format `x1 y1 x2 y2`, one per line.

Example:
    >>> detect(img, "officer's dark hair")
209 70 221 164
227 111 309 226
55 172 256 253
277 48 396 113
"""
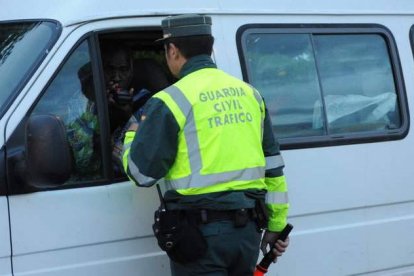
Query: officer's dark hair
164 35 214 59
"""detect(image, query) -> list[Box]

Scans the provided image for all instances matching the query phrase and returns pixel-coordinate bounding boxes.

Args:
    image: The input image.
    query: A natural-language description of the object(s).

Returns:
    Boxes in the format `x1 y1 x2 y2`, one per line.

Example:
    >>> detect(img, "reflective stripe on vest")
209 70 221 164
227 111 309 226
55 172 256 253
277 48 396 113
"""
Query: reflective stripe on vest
265 155 285 170
266 191 289 205
124 141 157 187
251 87 264 112
122 142 132 159
251 86 264 137
163 85 265 190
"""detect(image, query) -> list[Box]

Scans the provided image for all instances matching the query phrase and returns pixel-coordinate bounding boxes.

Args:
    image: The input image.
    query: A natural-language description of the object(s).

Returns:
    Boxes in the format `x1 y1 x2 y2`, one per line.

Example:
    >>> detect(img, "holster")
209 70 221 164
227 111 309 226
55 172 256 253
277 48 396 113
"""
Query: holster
254 199 269 231
152 208 207 264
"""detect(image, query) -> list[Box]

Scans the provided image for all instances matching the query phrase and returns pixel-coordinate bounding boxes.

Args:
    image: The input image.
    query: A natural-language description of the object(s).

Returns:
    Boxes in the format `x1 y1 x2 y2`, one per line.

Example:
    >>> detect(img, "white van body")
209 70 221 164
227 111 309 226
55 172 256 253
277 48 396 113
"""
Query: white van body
1 1 414 275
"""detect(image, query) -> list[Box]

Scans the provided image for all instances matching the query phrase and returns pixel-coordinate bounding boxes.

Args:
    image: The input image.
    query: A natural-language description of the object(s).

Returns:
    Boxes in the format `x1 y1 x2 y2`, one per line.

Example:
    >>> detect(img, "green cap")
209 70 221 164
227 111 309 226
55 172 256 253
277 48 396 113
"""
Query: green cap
158 14 212 41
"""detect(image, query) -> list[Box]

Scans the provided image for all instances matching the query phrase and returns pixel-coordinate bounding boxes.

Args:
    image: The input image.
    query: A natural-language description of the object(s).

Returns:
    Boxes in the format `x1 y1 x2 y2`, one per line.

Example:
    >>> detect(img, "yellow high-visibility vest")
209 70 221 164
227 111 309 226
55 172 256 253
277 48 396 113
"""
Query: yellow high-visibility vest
153 68 267 195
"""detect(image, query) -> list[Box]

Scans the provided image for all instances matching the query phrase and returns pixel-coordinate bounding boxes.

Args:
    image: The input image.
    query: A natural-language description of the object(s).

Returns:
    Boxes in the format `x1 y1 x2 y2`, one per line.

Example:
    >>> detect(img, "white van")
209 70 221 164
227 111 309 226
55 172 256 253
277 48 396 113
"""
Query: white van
1 1 414 275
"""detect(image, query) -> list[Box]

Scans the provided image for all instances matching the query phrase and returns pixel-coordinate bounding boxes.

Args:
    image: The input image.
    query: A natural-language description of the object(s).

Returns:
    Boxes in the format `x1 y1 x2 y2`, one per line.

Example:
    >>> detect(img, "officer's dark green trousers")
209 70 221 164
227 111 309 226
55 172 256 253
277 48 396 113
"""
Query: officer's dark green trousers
170 220 262 276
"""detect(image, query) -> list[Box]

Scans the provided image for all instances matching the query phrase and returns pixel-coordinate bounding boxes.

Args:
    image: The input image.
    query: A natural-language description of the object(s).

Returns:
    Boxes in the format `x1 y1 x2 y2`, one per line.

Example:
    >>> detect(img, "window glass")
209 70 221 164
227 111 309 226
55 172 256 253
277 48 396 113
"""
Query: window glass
32 40 104 183
0 21 58 117
242 30 401 140
314 34 399 133
244 34 323 138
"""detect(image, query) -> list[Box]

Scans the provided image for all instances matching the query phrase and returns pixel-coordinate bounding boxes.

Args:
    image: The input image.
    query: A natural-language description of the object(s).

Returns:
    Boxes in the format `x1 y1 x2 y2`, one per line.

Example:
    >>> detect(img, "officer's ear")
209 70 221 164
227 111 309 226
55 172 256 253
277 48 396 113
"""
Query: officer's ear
166 43 181 60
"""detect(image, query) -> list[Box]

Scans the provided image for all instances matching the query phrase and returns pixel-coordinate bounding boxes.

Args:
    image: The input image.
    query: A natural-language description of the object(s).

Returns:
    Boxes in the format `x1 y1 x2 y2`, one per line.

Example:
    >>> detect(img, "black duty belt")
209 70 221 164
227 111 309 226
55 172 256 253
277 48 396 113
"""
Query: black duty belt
189 208 256 227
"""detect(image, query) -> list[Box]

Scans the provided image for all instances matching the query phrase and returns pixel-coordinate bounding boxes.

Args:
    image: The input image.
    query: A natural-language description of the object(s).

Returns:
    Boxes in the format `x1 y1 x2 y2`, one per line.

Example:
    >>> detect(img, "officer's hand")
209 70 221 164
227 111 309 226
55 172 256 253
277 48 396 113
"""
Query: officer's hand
127 122 139 132
271 237 289 262
125 115 139 132
260 230 290 262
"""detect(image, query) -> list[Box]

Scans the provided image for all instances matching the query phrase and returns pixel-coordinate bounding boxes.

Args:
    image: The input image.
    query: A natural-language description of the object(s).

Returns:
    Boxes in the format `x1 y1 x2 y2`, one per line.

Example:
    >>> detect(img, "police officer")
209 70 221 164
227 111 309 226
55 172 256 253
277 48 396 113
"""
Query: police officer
122 14 289 275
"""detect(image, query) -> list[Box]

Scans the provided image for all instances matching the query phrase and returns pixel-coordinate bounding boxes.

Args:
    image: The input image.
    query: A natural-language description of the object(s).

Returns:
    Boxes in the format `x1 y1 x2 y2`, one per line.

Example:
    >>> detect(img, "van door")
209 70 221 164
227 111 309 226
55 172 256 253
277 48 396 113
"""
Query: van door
0 20 62 276
0 177 12 275
5 22 171 275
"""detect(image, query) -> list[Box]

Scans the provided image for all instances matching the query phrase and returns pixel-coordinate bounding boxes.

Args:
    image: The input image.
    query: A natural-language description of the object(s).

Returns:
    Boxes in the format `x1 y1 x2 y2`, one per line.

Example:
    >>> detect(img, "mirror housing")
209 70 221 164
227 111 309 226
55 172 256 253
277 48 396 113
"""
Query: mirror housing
23 114 72 187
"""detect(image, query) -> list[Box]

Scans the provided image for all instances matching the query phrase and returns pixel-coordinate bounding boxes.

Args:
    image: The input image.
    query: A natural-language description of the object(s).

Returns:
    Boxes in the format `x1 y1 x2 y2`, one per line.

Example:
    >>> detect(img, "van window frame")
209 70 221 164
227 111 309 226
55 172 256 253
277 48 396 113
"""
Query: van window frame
237 24 409 150
6 26 166 194
6 32 114 195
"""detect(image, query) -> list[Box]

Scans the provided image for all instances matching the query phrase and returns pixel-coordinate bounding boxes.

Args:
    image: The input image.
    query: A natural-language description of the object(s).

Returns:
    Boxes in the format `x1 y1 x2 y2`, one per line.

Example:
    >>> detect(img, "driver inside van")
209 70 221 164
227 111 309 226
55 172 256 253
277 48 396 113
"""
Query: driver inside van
69 42 169 179
69 43 141 179
102 43 136 133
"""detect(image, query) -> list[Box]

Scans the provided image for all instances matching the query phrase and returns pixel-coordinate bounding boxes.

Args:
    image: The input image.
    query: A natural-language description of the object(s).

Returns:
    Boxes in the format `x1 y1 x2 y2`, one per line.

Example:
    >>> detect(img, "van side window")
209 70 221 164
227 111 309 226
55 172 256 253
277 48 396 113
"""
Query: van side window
238 25 408 148
32 40 104 182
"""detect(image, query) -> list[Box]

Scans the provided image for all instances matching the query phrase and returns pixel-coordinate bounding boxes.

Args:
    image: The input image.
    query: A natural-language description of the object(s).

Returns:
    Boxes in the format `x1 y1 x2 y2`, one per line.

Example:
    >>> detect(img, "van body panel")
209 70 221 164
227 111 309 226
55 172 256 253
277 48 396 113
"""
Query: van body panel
0 199 10 254
9 183 154 253
9 183 169 275
12 242 167 276
0 198 11 275
0 258 12 276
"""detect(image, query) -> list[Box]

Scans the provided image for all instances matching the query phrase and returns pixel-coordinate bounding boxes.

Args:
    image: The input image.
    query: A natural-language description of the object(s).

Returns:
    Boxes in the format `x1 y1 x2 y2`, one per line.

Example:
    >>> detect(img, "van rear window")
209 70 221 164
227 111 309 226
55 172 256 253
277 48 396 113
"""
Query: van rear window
237 24 408 149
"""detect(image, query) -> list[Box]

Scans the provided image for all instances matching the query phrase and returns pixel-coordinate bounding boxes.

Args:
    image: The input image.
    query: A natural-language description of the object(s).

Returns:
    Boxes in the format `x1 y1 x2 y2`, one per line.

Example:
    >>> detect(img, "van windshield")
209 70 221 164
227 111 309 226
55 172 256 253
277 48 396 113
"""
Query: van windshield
0 21 59 118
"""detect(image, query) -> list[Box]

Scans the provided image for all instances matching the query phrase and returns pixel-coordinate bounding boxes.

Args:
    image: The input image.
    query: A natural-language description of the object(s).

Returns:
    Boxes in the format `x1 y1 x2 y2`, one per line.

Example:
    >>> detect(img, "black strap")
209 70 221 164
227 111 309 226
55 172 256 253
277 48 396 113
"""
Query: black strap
188 208 255 224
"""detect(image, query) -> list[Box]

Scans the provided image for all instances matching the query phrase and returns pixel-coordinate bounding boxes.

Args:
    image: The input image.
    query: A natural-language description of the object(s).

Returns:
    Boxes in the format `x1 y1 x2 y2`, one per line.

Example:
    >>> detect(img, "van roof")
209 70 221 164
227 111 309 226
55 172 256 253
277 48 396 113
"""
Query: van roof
2 0 414 27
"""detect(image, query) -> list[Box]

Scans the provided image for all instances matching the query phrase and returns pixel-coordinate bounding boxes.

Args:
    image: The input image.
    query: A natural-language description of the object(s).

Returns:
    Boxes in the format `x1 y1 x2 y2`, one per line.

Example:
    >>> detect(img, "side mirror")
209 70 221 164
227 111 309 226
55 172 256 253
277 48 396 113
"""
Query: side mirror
24 114 72 187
